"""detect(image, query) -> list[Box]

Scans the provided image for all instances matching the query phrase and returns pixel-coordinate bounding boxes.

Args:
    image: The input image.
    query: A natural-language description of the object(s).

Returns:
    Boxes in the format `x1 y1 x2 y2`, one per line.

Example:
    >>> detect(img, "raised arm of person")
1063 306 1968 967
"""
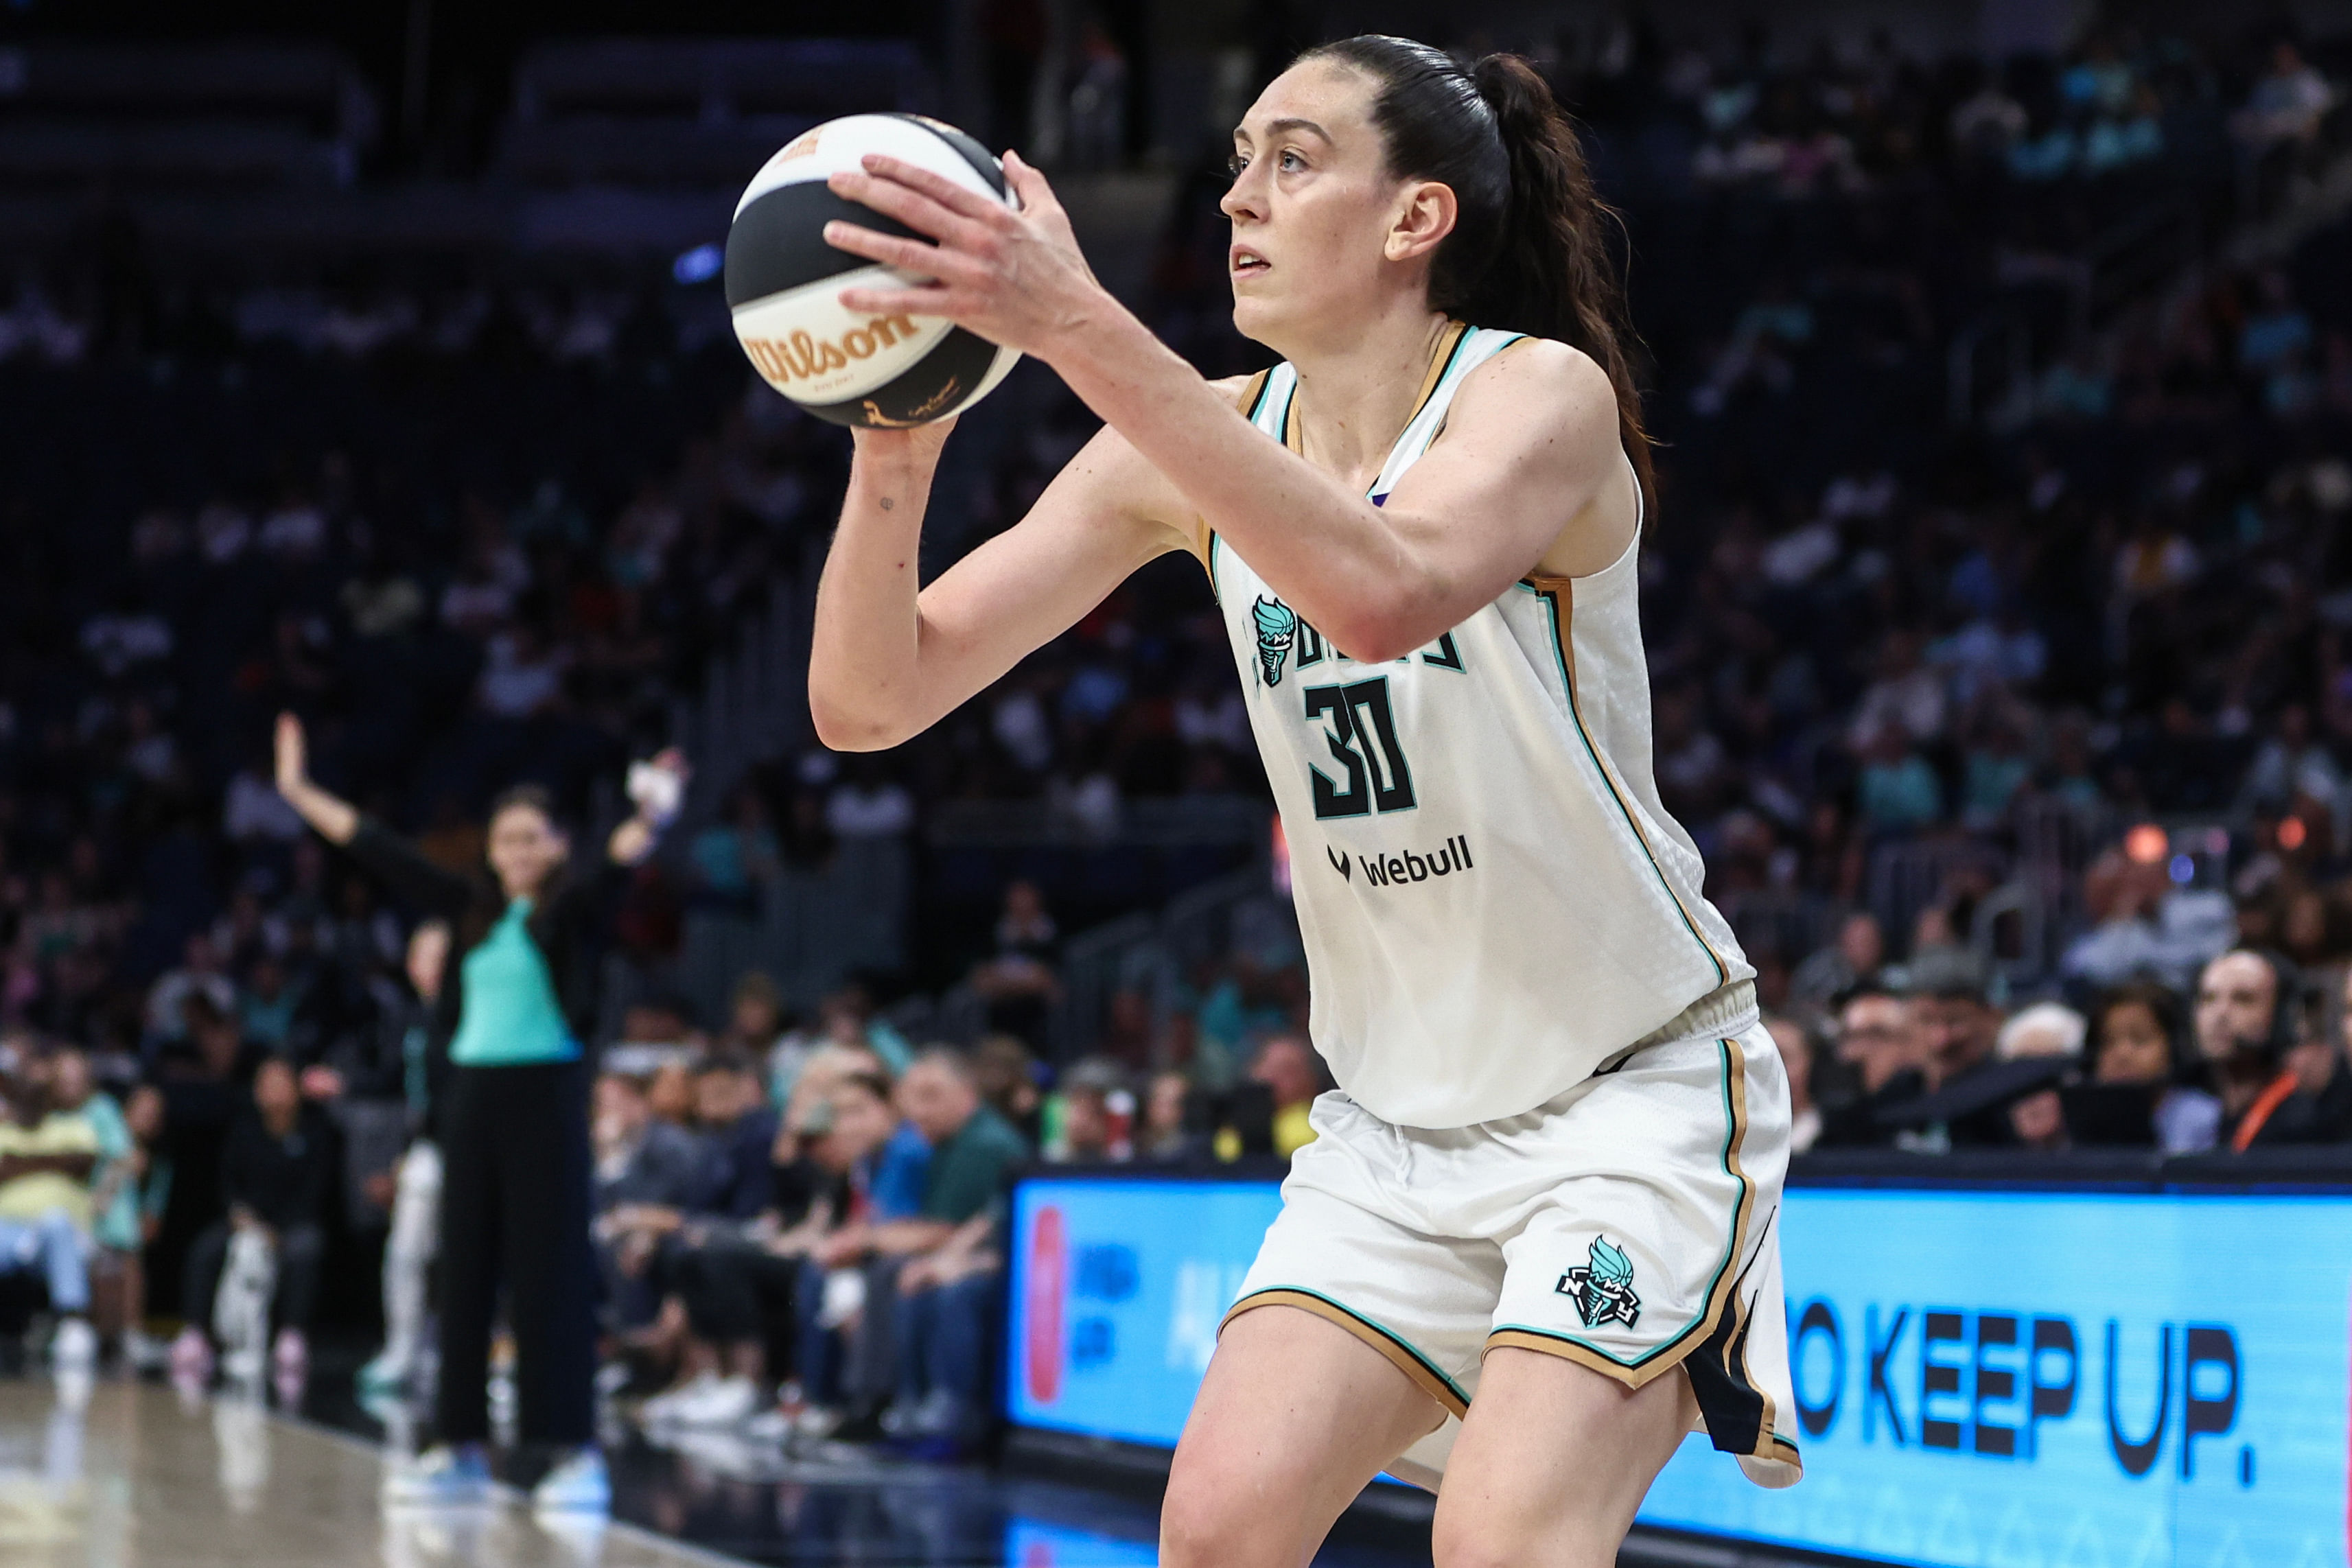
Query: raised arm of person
604 748 689 868
818 139 1634 670
277 712 474 920
807 393 1226 751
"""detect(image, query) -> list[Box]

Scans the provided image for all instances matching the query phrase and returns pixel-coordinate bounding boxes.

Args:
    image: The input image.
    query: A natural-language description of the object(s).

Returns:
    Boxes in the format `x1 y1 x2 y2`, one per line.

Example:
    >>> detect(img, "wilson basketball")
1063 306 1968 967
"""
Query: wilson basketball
727 113 1021 428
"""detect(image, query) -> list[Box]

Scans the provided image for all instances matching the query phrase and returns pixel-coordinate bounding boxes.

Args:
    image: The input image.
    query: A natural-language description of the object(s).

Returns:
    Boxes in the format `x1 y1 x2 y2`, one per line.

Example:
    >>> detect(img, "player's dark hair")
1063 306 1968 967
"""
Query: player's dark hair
1299 36 1654 507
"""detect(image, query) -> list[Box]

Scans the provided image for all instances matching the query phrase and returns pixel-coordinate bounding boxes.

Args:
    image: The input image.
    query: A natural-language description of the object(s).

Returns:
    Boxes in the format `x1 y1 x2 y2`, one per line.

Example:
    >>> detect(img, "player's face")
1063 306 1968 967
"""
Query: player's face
1222 60 1436 350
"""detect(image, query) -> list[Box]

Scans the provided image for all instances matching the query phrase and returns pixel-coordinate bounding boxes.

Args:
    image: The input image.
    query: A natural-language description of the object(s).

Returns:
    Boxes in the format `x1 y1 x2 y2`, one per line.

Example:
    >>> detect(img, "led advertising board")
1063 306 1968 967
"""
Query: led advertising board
1007 1177 2352 1567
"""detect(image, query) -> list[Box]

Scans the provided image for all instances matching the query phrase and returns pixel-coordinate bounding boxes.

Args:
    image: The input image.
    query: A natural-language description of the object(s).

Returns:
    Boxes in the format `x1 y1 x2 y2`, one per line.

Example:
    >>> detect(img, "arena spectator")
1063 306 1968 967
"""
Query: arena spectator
1246 1034 1327 1160
358 919 451 1400
970 1034 1046 1145
0 1044 100 1370
1049 1057 1132 1162
691 1052 781 1220
1764 1015 1821 1154
2089 981 2219 1152
969 881 1062 1049
592 1070 712 1333
169 1056 333 1385
2191 948 2338 1150
1789 911 1886 1016
878 1048 1031 1449
1817 976 1922 1147
1994 1003 2088 1152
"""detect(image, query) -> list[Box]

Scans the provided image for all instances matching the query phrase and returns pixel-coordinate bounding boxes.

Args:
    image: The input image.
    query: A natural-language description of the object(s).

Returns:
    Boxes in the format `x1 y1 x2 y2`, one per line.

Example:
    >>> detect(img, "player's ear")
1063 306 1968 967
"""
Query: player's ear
1385 180 1457 264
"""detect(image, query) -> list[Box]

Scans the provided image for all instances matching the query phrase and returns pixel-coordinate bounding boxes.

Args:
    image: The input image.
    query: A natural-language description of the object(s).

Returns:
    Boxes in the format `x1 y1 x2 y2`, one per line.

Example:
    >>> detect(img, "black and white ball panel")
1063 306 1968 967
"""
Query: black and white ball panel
727 114 1021 428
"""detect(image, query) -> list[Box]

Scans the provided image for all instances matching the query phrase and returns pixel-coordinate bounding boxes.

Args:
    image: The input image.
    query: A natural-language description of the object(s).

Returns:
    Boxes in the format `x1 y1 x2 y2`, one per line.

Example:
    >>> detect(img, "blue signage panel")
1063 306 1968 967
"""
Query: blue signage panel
1642 1190 2352 1567
1008 1177 2352 1567
1008 1178 1284 1447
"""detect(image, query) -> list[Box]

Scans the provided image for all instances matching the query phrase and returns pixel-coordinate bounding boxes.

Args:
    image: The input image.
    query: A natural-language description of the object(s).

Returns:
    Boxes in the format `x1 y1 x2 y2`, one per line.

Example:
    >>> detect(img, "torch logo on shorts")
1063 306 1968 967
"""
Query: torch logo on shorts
1559 1235 1642 1330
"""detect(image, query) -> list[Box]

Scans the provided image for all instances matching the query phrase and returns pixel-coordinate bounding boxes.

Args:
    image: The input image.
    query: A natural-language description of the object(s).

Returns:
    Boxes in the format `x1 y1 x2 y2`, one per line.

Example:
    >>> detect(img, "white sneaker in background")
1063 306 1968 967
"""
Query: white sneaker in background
637 1371 717 1427
790 1405 843 1440
668 1374 758 1429
529 1447 609 1515
50 1318 97 1373
381 1443 495 1508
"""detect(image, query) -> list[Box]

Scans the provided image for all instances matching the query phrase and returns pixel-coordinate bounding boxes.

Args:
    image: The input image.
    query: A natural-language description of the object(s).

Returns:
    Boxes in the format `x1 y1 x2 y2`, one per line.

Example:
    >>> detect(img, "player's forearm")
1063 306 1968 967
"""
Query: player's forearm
1051 310 1430 657
808 445 942 750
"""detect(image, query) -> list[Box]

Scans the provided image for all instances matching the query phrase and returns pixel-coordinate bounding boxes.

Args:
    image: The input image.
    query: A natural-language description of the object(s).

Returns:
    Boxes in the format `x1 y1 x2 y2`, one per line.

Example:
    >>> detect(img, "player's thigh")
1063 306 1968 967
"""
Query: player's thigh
1162 1303 1445 1568
1432 1346 1692 1568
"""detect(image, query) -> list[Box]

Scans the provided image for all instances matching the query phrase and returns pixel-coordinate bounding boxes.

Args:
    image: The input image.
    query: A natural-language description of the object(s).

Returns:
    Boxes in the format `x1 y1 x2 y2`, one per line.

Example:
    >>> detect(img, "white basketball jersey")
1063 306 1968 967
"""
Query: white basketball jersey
1212 323 1752 1129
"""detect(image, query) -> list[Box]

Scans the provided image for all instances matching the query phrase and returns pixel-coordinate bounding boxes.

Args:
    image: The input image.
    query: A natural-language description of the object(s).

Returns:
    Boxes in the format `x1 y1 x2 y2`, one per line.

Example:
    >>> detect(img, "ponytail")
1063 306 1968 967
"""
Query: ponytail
1300 37 1655 509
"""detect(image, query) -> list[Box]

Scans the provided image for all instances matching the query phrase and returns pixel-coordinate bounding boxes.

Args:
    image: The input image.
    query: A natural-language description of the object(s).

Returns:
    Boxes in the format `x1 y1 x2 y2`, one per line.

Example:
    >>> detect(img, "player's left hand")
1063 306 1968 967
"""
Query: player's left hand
823 150 1107 361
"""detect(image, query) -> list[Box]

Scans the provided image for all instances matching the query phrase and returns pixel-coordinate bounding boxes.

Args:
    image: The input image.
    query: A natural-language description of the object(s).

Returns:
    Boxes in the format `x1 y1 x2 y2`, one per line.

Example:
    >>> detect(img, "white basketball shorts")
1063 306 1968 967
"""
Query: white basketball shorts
1221 983 1802 1493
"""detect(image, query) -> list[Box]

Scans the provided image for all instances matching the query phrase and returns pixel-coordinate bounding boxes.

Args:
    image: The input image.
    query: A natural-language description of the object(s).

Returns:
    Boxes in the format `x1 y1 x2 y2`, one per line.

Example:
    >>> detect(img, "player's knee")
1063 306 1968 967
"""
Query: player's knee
1431 1502 1612 1568
1158 1455 1274 1568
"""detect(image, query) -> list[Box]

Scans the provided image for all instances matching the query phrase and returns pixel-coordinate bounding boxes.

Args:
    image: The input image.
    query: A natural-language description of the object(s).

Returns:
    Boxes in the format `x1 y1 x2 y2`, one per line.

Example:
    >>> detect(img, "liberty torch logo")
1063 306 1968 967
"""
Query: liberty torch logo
1561 1236 1642 1329
1253 596 1297 686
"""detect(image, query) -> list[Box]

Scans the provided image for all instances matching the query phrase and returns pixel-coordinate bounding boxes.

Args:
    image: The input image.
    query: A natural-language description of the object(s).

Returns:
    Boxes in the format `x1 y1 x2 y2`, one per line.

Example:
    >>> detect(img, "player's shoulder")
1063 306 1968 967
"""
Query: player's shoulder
1463 333 1613 405
1449 333 1618 445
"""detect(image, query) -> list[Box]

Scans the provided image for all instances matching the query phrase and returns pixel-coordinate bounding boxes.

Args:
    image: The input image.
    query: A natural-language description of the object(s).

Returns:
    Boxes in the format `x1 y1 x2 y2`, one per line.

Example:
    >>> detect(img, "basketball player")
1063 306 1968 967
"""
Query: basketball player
811 36 1799 1565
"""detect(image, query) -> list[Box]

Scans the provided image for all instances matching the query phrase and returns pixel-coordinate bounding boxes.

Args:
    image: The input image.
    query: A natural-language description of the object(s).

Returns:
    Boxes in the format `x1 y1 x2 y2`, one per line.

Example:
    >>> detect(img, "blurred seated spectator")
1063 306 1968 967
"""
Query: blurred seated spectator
642 1069 905 1432
145 935 236 1049
1247 1034 1327 1160
646 1057 701 1133
1140 1069 1197 1160
2060 845 2235 990
770 1049 1021 1442
1789 911 1885 1017
592 1070 711 1332
1765 1015 1821 1154
970 1034 1045 1145
691 1052 780 1221
0 1043 100 1370
170 1056 332 1385
718 972 787 1070
1854 725 1944 834
1817 976 1924 1147
970 881 1062 1049
1048 1057 1132 1162
688 786 778 917
52 1050 168 1366
2191 948 2339 1151
1893 950 2012 1149
2088 981 2218 1152
1994 1002 2087 1151
874 1049 1030 1449
770 986 915 1092
2232 40 2338 152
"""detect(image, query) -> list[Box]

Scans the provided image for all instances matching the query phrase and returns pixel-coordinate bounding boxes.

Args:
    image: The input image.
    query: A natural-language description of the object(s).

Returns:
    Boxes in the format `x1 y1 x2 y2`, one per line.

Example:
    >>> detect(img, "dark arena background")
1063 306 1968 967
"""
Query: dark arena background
0 0 2349 1564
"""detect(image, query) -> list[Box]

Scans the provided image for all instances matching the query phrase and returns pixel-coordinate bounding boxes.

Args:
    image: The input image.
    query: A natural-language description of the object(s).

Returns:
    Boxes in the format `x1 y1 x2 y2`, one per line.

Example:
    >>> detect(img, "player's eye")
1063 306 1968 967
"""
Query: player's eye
1226 152 1247 176
1279 149 1305 172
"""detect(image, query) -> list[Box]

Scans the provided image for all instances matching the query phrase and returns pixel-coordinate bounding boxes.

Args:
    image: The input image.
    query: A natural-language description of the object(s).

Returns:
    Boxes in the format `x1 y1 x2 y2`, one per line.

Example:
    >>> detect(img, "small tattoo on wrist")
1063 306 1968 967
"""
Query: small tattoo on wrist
878 497 896 511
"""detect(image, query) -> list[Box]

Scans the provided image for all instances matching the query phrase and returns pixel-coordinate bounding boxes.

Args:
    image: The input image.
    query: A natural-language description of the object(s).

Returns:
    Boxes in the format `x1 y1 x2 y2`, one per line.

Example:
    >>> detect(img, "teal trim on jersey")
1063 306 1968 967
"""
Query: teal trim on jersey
1517 580 1730 989
1487 1037 1751 1371
1232 1285 1471 1409
1369 324 1495 500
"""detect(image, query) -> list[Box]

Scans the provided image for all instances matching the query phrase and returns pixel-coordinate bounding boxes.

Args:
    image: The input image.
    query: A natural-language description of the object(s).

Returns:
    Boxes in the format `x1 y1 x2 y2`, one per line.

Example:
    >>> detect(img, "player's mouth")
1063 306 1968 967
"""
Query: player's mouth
1230 246 1270 279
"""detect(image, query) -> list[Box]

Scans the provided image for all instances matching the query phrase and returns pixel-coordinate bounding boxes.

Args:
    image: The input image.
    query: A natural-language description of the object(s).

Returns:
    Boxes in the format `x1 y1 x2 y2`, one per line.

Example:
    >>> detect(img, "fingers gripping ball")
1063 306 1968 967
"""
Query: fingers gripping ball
728 114 1022 428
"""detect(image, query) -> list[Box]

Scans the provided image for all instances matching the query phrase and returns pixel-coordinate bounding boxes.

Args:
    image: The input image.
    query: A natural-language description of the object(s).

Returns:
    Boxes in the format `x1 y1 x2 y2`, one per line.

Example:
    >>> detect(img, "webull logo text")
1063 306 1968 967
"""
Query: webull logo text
1789 1300 2249 1486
